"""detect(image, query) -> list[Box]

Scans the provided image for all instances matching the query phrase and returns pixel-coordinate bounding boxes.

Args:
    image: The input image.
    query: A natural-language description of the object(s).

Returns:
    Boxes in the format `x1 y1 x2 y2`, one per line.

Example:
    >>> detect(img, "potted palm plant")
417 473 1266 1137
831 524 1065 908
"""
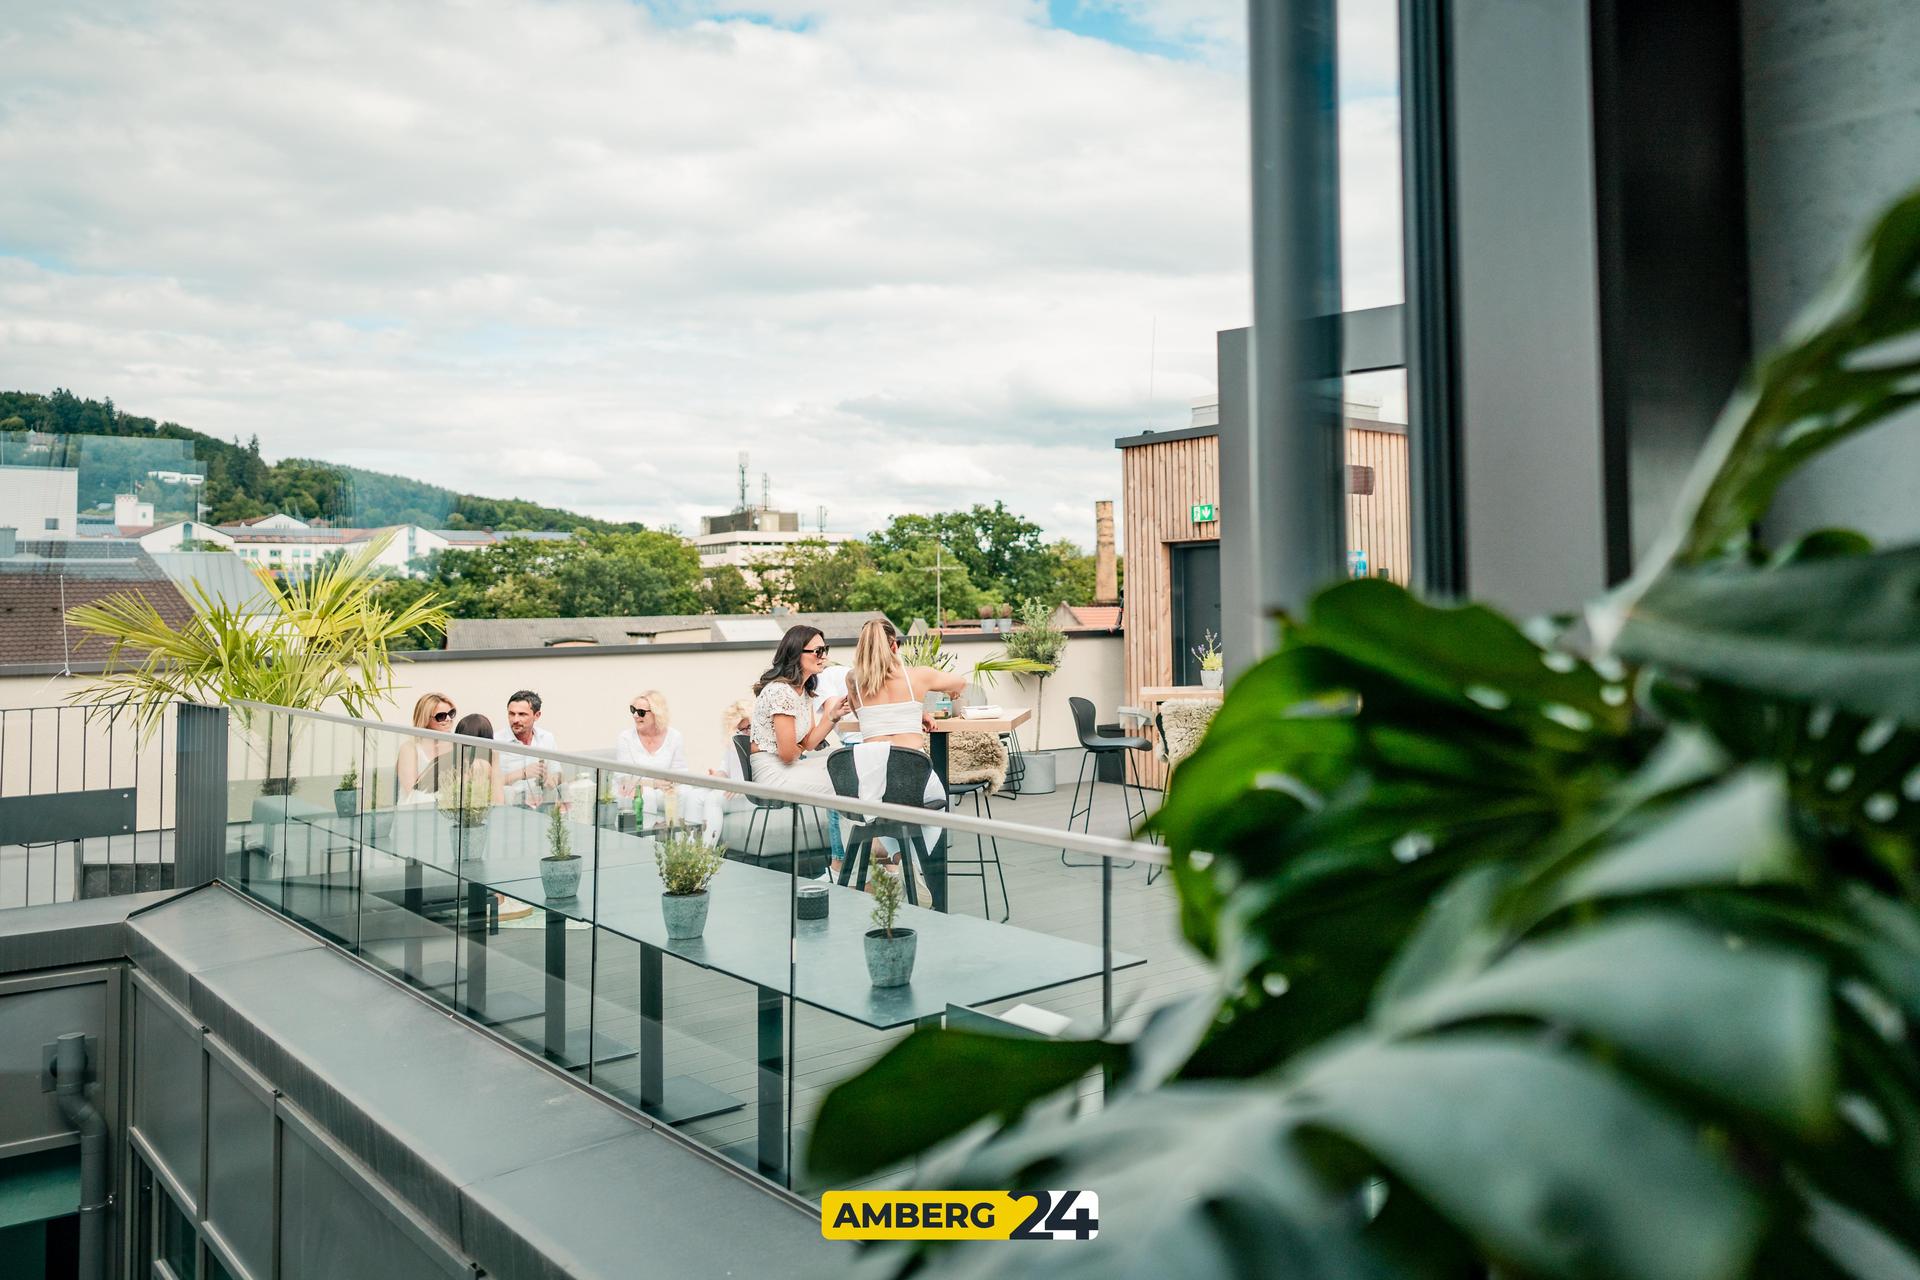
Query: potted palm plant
1191 630 1224 689
656 829 725 940
334 765 360 818
539 802 582 899
863 864 915 987
1001 597 1067 793
63 532 448 810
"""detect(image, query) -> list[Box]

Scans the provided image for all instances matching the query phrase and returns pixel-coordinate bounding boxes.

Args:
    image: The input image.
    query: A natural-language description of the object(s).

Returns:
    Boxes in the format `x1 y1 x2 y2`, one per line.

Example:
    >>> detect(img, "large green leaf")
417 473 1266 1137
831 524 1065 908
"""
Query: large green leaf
840 1085 1433 1280
1382 916 1833 1135
803 1029 1125 1188
1616 548 1920 728
1290 1035 1766 1280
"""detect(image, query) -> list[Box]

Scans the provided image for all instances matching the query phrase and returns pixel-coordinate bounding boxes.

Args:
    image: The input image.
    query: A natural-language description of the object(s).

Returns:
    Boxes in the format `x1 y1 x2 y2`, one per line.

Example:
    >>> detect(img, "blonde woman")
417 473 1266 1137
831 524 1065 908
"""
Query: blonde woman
615 689 691 826
396 691 457 805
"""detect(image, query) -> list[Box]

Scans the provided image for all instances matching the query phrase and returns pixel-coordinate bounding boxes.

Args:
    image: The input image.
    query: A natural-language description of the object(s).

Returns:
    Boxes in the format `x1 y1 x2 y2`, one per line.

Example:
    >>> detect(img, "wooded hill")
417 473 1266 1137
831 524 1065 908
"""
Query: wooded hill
0 388 637 532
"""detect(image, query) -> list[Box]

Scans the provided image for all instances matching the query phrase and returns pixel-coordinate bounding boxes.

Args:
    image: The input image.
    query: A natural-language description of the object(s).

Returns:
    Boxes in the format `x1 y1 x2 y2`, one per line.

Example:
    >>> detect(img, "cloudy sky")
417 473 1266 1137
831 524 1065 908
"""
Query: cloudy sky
0 0 1400 546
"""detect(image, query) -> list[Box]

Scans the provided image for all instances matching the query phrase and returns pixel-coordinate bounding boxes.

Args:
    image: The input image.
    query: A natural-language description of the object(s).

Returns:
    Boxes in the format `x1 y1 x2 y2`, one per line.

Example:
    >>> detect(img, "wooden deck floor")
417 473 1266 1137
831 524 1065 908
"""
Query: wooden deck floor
266 775 1209 1190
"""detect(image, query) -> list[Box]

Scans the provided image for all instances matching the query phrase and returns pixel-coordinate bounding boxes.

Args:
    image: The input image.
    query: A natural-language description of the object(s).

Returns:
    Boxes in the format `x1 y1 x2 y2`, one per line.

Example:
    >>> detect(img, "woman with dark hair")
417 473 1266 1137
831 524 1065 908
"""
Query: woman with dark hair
748 625 847 794
445 713 506 806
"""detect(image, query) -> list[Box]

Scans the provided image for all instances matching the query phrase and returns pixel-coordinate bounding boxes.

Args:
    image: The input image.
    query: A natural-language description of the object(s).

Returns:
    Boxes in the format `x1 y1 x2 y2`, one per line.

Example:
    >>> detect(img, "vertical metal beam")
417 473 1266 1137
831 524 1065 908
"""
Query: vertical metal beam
1245 0 1345 648
1399 0 1467 598
173 704 228 890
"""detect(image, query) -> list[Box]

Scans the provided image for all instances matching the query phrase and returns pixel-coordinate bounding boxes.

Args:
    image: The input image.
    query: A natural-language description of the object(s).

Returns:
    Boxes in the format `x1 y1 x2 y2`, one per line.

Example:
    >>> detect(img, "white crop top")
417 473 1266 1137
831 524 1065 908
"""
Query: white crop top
851 667 923 739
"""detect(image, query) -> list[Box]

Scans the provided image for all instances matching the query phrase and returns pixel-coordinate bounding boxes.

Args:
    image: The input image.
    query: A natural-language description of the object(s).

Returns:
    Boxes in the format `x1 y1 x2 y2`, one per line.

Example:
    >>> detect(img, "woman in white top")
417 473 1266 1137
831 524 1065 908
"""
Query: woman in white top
846 618 968 808
396 691 458 807
749 626 847 794
615 689 694 827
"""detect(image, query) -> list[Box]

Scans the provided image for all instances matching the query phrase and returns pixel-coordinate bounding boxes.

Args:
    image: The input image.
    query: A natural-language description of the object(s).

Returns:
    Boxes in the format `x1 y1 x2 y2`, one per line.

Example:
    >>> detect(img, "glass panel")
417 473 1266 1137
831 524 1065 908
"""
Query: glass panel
353 721 462 1008
134 985 203 1207
135 1157 157 1274
159 1185 195 1280
206 1055 273 1279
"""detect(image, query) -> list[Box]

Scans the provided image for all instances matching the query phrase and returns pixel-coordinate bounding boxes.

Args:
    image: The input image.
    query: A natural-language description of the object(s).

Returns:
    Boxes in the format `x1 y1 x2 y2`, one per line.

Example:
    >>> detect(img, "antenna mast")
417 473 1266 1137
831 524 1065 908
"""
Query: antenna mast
736 452 749 513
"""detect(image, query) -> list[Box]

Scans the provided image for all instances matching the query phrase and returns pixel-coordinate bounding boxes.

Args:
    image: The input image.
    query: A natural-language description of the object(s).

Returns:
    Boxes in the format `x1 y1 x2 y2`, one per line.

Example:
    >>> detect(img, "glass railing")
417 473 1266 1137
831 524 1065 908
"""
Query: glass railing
222 700 1183 1193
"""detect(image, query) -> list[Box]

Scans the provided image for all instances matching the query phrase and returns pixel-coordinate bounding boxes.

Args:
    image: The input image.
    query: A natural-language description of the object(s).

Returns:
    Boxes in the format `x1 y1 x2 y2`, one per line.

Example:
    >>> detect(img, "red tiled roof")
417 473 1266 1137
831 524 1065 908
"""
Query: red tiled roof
0 541 199 666
1064 605 1122 630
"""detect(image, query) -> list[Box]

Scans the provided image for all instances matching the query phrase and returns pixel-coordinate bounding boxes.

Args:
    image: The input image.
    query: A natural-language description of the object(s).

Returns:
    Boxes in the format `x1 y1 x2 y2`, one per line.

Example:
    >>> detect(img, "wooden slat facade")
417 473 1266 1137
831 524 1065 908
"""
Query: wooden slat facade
1119 426 1409 787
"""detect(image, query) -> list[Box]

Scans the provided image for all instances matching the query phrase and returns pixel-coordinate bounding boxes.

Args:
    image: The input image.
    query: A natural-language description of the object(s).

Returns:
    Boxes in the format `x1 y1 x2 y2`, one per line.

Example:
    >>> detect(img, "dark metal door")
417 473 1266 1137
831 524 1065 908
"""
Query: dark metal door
1170 542 1223 686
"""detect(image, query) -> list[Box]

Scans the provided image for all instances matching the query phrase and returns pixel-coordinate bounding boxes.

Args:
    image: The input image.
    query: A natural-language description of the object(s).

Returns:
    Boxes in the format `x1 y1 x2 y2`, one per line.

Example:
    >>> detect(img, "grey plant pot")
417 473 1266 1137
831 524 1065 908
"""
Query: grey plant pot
597 801 621 831
540 856 582 900
333 789 358 818
1200 668 1224 690
1014 751 1057 795
864 928 917 988
449 820 488 860
365 811 395 844
662 891 710 940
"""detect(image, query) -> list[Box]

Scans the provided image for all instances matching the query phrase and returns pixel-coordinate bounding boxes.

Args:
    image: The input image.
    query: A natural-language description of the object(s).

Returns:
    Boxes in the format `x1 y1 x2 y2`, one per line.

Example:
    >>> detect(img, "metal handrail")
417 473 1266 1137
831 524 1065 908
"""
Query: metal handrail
229 699 1170 866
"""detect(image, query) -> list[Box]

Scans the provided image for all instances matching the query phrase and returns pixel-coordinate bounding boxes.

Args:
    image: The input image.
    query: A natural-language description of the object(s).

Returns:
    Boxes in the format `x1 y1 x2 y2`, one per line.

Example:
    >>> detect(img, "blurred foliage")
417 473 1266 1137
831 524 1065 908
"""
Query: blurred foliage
805 188 1920 1279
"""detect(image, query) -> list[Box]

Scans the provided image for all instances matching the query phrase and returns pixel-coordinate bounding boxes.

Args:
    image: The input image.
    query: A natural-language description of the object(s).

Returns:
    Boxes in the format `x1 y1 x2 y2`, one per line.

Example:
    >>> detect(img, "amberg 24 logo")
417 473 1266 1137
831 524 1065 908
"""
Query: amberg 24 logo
821 1189 1100 1242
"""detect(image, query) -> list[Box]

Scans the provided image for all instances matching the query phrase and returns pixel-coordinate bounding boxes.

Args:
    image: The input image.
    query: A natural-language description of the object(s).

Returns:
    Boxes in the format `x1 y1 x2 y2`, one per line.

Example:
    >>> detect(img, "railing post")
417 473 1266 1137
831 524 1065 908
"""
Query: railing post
174 703 229 889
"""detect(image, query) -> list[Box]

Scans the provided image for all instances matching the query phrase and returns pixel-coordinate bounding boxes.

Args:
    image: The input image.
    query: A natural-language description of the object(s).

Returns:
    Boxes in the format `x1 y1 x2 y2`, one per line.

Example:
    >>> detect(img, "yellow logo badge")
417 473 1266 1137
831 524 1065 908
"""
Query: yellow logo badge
821 1190 1100 1242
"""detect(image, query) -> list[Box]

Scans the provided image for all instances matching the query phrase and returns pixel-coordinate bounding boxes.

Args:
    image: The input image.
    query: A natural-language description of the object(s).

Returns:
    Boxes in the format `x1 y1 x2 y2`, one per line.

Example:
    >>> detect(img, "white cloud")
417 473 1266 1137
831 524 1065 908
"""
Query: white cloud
0 0 1403 547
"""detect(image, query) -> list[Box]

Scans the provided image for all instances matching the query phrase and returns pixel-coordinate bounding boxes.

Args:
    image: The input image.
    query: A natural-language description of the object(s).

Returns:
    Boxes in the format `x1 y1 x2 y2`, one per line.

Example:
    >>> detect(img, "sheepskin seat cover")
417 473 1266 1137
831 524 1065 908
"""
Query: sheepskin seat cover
1160 699 1220 767
947 730 1009 791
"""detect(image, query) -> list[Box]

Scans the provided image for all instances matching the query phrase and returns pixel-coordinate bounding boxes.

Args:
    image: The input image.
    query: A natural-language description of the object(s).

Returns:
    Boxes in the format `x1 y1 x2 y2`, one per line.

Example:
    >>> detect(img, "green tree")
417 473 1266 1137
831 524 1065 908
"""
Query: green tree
1043 537 1122 603
697 563 756 614
847 539 986 626
870 503 1055 605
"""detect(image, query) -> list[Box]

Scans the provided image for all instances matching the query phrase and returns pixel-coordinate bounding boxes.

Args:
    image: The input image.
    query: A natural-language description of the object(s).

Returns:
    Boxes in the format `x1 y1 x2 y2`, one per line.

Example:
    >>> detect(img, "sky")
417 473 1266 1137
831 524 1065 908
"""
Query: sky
0 0 1402 547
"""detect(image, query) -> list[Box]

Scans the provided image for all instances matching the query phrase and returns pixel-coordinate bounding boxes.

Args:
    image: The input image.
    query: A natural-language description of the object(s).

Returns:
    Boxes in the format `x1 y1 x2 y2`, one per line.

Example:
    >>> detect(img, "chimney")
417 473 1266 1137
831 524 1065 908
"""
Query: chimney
1093 501 1118 604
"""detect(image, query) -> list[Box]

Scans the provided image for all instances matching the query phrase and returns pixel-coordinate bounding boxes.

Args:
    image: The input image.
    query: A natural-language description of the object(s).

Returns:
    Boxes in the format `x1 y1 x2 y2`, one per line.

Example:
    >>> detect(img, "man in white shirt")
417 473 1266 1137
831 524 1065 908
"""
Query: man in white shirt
495 689 560 808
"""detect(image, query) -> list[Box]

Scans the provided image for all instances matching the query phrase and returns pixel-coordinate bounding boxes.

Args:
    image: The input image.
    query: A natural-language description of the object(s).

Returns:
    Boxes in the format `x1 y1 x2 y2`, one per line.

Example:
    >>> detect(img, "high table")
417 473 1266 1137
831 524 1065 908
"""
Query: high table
839 707 1032 787
294 801 1141 1185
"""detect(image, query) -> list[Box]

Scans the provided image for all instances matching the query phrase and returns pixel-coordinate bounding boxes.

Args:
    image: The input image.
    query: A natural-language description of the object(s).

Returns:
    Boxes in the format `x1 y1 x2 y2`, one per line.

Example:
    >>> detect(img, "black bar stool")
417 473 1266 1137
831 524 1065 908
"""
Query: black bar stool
1062 696 1150 867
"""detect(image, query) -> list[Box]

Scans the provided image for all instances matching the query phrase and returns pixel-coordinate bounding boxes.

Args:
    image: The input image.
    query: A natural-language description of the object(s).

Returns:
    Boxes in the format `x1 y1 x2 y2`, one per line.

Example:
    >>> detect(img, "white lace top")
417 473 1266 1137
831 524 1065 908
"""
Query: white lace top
750 681 814 756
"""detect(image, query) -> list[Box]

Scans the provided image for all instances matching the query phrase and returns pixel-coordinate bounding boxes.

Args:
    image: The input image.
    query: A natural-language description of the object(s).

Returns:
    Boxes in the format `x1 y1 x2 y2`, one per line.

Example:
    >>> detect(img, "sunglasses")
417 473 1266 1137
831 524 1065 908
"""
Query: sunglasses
431 710 455 724
629 706 651 718
802 645 829 658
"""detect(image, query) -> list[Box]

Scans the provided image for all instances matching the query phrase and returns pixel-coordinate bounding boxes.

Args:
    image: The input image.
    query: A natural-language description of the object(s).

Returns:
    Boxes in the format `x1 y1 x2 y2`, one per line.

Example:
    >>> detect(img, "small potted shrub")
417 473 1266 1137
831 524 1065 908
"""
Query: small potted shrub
656 829 724 940
540 803 582 899
438 766 491 859
334 765 359 818
863 864 916 987
1193 629 1224 689
596 778 621 831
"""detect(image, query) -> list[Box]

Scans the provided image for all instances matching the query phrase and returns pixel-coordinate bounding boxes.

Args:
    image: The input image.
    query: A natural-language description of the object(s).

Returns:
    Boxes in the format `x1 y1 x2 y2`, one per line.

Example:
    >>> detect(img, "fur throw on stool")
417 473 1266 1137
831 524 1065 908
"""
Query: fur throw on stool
1160 699 1220 768
947 731 1009 792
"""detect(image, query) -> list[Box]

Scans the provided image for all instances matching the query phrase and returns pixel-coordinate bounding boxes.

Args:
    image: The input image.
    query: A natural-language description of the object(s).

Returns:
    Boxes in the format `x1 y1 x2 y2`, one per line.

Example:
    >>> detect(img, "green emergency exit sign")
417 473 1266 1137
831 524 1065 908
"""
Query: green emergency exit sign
1190 503 1217 523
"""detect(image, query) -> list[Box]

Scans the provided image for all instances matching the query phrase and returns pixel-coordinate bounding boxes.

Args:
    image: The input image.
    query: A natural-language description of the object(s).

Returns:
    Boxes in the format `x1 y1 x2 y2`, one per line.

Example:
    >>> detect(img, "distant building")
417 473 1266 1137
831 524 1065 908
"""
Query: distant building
133 519 235 553
692 508 857 579
445 610 885 651
0 464 79 539
115 492 155 528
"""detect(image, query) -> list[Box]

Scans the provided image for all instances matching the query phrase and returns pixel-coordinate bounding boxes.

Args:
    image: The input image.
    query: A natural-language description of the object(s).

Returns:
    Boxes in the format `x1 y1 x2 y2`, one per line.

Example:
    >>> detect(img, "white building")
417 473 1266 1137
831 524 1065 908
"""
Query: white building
691 509 856 575
0 465 79 539
115 492 156 528
135 520 236 554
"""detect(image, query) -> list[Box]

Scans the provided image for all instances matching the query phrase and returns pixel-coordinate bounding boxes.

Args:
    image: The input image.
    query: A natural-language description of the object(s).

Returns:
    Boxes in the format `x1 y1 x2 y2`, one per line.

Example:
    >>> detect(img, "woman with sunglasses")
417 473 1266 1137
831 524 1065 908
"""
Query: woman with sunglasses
396 692 458 803
614 690 693 828
748 626 848 796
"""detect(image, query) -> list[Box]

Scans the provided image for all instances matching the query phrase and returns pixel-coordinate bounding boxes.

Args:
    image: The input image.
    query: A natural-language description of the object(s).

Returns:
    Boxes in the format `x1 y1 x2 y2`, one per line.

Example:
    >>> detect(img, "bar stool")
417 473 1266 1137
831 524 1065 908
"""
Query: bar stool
945 777 1009 920
1062 696 1151 868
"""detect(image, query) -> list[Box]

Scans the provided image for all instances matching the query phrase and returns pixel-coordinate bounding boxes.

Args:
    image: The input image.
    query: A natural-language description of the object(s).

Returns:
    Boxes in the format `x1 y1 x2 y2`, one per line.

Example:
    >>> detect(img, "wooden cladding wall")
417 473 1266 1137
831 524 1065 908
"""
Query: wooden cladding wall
1347 427 1411 585
1121 435 1221 789
1119 425 1409 788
